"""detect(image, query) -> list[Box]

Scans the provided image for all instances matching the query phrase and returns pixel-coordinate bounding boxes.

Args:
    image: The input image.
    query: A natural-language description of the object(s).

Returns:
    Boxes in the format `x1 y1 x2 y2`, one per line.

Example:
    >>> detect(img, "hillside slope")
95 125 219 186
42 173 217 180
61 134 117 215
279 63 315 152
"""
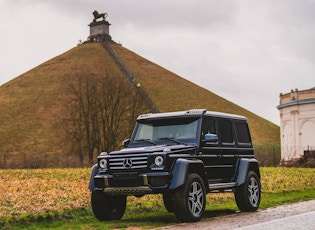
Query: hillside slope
0 42 279 167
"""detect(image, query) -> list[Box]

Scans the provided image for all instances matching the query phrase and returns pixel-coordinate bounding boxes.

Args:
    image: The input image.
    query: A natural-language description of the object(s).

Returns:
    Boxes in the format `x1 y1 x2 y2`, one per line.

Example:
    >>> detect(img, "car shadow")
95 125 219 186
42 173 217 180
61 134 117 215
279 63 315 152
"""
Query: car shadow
121 208 237 225
203 209 237 219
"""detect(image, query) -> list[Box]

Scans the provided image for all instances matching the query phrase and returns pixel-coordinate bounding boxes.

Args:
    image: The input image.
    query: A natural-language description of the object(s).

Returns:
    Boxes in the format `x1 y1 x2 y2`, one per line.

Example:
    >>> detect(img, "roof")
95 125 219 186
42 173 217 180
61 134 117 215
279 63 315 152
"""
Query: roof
205 111 247 120
137 109 247 120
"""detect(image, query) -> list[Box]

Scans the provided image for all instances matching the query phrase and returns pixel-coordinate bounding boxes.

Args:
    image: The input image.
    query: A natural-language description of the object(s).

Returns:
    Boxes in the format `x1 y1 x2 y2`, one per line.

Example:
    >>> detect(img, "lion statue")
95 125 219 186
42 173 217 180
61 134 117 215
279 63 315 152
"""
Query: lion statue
93 10 108 22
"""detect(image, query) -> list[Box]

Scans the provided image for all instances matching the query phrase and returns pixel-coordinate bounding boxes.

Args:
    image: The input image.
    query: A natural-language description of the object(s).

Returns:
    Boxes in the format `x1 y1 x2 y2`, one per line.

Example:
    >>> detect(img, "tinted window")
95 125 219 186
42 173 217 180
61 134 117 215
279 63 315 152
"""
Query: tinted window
201 117 216 137
219 119 233 144
235 122 251 143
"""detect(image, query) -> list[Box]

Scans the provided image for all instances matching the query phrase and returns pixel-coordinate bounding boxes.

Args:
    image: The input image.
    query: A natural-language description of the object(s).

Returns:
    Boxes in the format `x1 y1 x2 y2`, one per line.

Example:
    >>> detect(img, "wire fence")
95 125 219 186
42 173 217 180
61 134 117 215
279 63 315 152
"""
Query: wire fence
254 145 281 167
1 146 283 169
2 149 312 169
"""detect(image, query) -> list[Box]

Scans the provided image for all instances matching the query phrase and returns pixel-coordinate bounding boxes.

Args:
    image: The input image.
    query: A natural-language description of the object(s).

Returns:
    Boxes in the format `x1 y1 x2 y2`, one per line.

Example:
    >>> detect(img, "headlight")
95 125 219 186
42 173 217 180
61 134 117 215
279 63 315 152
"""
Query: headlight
99 159 108 169
154 156 164 166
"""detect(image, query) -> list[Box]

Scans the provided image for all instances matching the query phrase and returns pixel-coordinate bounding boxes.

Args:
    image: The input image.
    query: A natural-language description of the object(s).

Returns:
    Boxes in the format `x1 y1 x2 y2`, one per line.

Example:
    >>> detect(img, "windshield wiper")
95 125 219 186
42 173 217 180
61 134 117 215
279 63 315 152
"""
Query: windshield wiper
158 137 184 145
134 139 156 145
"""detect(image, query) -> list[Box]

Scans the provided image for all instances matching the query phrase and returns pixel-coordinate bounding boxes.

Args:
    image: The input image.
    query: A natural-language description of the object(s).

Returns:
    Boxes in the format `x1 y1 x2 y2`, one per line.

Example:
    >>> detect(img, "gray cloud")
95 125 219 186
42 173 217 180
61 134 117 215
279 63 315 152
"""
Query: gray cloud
106 0 238 29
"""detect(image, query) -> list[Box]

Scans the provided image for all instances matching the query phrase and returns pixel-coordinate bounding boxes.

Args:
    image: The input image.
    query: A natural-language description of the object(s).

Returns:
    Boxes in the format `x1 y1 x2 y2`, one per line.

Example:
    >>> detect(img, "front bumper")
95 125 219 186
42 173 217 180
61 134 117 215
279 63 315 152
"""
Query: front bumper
94 171 171 195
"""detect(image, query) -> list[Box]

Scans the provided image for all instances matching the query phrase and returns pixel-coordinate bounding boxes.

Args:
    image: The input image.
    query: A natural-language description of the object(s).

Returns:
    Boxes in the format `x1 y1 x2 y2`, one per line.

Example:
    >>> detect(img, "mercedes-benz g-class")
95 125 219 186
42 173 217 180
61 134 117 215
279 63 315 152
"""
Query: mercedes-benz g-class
88 109 261 222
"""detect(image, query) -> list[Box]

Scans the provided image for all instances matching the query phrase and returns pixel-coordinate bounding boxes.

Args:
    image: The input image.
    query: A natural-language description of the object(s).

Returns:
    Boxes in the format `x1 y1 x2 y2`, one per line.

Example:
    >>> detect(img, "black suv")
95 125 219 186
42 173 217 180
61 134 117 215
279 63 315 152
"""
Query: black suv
88 109 261 222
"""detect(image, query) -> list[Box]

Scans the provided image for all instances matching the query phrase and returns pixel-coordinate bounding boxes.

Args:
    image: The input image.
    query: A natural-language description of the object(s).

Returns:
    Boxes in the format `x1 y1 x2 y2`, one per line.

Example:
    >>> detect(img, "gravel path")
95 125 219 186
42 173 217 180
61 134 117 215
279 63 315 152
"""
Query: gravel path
157 200 315 230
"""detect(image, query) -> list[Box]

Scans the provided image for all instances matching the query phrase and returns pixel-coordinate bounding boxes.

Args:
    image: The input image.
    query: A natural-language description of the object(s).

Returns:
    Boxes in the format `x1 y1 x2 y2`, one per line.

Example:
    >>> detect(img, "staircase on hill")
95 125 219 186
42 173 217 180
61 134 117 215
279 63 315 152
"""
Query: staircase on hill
101 41 160 113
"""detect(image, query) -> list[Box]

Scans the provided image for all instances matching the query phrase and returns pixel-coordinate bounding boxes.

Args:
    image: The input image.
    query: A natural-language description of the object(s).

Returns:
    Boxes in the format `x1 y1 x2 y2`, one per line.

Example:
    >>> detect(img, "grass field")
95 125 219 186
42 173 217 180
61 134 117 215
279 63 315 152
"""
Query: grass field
0 167 314 229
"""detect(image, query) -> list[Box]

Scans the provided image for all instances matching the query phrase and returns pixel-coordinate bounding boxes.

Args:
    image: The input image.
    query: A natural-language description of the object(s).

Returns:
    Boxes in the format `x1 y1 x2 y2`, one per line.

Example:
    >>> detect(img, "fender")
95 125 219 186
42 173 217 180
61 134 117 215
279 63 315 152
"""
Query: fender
236 158 260 186
88 164 99 191
169 158 205 190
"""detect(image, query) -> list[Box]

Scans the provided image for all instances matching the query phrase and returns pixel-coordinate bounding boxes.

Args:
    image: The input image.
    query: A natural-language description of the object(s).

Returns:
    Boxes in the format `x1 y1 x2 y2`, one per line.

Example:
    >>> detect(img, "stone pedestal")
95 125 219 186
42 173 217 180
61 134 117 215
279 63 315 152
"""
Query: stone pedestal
88 20 111 42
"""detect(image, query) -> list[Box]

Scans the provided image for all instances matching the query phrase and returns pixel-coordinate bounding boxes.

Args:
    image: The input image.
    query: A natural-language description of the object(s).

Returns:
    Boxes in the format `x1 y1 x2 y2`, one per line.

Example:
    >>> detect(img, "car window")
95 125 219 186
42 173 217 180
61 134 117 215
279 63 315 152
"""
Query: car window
201 117 216 137
219 119 234 144
235 122 251 144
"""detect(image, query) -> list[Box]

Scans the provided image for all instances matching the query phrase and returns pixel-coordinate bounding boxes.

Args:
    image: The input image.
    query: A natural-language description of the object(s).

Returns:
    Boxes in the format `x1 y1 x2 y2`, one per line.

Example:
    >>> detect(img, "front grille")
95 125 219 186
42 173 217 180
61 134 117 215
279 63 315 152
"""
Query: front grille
109 156 148 170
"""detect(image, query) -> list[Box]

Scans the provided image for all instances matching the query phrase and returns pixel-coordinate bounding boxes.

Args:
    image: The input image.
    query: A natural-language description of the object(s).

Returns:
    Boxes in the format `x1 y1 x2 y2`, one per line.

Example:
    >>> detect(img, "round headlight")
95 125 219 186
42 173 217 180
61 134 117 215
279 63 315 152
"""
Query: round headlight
154 156 164 166
99 159 107 169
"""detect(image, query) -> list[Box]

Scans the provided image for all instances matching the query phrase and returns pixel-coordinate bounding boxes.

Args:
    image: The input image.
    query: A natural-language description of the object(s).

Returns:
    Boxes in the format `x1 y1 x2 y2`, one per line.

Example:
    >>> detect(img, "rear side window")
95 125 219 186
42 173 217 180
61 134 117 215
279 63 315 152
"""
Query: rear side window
235 122 251 144
219 119 233 144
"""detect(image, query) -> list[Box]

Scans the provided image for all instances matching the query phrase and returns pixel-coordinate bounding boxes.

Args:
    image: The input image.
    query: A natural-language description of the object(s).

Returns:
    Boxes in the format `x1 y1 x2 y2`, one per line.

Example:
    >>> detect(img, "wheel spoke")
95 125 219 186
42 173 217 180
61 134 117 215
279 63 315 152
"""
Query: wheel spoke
189 194 194 202
252 194 258 204
191 201 197 213
196 188 203 197
192 182 198 193
195 200 202 212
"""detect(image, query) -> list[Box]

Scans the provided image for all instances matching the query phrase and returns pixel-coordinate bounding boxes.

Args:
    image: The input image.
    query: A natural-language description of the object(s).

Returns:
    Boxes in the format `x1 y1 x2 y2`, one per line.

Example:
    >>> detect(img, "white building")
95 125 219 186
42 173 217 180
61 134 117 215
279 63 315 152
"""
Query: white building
277 87 315 162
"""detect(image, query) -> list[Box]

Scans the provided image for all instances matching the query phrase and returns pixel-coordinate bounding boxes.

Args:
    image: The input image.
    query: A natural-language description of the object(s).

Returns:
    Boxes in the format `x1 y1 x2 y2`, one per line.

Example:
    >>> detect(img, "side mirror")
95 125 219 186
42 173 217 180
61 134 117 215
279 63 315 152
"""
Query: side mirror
204 134 218 143
122 139 130 147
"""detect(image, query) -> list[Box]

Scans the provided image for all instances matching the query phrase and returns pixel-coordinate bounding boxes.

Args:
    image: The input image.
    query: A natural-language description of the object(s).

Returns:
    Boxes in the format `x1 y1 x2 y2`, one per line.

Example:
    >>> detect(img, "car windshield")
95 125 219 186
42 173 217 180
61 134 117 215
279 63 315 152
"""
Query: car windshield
133 117 199 143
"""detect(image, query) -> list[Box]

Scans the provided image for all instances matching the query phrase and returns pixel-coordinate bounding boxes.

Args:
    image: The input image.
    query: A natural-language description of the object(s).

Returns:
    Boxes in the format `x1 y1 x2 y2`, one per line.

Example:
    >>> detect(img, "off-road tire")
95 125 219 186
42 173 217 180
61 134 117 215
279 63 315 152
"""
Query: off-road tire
163 192 174 212
172 173 206 222
91 191 126 221
234 170 261 211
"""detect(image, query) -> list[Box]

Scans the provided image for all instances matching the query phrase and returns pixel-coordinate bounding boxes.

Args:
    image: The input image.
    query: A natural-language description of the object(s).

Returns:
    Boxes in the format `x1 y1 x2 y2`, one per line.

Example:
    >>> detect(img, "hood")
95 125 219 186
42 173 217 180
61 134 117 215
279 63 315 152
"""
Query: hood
109 144 196 155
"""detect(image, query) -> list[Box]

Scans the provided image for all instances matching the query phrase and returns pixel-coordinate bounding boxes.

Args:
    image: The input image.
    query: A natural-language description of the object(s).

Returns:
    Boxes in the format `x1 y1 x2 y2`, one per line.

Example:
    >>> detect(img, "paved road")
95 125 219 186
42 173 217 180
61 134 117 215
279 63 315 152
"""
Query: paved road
157 200 315 230
236 210 315 230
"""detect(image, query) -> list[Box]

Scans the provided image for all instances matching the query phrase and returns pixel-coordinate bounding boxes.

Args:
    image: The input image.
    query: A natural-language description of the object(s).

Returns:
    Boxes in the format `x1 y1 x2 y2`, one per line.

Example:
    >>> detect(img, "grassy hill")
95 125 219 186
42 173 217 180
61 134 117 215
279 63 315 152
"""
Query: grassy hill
0 42 280 168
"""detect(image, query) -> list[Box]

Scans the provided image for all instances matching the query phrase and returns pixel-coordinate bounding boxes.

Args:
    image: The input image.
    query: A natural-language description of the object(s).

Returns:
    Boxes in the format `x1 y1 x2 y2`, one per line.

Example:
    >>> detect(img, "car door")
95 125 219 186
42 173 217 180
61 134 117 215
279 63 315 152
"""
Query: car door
217 118 238 181
200 116 222 182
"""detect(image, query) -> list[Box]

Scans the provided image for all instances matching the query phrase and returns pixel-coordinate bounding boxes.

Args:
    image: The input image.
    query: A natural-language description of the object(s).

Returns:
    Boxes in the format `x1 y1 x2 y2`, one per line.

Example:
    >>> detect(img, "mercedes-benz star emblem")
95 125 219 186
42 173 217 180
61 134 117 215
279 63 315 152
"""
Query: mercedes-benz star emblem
123 158 132 169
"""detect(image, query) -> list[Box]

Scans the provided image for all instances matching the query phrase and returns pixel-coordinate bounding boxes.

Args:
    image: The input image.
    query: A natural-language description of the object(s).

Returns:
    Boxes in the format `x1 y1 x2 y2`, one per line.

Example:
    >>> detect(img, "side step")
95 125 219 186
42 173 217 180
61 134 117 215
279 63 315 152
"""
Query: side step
209 182 236 191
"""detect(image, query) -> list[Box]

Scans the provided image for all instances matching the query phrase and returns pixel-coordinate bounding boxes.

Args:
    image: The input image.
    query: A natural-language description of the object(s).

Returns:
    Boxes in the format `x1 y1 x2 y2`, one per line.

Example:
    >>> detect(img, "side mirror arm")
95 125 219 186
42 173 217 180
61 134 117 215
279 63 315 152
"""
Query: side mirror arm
122 139 130 147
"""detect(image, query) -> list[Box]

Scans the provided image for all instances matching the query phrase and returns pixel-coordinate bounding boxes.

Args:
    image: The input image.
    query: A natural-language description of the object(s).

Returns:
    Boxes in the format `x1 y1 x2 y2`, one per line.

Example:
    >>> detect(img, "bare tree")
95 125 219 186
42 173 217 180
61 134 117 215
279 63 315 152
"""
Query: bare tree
63 70 150 164
64 73 87 164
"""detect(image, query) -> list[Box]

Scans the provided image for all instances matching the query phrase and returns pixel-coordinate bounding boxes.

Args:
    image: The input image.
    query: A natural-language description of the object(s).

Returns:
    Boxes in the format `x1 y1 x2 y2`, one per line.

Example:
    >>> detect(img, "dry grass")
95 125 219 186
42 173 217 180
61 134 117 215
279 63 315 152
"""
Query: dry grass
0 168 90 217
1 167 314 218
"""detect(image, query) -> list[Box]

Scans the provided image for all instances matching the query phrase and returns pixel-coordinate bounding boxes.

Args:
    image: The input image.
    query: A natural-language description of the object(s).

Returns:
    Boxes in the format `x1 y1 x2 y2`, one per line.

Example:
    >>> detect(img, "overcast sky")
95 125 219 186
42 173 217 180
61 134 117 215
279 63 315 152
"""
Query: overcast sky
1 0 315 125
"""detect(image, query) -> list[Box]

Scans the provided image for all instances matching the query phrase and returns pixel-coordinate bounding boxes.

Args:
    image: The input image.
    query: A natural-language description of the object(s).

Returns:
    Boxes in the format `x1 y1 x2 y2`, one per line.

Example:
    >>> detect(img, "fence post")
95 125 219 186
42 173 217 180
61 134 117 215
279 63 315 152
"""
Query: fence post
273 146 276 167
24 153 27 168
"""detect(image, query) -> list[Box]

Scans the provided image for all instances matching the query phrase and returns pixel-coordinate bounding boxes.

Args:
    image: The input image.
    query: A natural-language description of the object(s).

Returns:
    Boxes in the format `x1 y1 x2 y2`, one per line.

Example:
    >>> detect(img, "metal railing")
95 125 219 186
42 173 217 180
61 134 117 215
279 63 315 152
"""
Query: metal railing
101 41 159 113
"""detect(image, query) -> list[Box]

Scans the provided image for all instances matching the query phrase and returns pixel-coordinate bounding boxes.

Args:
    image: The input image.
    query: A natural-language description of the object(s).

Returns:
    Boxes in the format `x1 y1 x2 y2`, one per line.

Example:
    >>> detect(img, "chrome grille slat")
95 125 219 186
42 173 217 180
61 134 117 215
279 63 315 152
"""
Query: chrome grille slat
109 156 148 170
